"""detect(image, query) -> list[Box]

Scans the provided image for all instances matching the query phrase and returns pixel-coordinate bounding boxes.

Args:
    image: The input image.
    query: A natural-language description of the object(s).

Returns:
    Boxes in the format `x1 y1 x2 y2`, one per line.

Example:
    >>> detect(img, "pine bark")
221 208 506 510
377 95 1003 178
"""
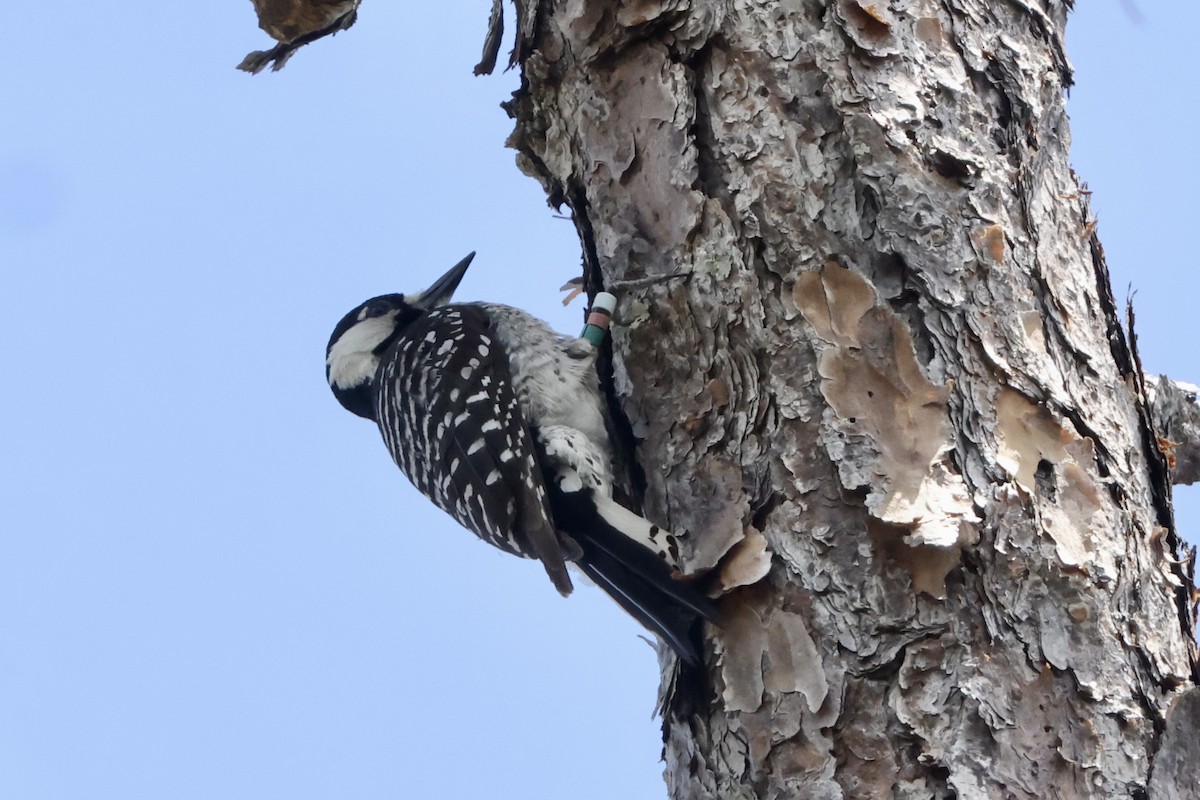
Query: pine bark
498 1 1199 797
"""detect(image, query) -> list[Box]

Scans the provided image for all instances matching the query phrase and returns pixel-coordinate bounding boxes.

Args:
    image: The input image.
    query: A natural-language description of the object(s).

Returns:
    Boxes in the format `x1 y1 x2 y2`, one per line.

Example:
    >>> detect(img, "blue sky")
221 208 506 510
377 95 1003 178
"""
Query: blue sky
2 2 1195 798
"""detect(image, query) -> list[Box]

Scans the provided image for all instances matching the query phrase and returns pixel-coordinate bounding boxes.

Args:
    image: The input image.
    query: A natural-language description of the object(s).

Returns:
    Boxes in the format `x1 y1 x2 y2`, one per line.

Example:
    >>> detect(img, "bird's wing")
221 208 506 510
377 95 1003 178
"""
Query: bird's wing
375 305 572 595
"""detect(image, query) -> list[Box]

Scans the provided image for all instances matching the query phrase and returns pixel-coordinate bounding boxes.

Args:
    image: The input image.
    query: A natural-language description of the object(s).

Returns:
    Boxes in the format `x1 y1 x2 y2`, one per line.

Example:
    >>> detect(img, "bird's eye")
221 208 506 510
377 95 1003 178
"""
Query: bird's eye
364 301 392 319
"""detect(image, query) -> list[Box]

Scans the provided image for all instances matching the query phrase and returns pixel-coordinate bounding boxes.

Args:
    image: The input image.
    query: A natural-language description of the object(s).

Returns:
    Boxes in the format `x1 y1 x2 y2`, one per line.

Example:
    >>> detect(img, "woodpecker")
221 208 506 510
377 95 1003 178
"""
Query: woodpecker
326 253 715 664
238 0 360 74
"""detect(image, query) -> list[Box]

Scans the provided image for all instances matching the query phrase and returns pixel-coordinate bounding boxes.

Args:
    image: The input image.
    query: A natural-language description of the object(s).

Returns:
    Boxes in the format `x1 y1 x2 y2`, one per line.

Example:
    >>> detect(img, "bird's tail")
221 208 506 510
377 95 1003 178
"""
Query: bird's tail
546 485 718 666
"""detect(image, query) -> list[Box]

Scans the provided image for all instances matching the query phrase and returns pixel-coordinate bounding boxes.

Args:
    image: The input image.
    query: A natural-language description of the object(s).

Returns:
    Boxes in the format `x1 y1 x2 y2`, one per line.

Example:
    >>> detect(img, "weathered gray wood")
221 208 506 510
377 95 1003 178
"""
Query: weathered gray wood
500 1 1199 797
1148 686 1200 800
1149 375 1200 486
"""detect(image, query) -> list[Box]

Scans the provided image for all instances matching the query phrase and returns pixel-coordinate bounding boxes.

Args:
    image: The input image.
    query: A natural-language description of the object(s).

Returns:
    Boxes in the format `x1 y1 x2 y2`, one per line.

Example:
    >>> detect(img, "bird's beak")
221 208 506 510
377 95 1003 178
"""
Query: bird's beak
414 252 475 309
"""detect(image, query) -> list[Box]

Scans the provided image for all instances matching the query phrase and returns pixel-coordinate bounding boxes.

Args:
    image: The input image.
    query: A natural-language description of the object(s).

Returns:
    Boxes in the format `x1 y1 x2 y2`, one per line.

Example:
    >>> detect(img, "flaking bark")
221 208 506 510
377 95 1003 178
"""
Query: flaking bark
238 0 359 74
498 1 1199 797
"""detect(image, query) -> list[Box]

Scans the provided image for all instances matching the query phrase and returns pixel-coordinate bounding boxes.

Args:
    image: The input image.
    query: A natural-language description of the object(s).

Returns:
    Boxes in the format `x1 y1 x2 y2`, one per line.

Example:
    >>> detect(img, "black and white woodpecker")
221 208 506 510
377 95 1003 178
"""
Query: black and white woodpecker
325 253 715 664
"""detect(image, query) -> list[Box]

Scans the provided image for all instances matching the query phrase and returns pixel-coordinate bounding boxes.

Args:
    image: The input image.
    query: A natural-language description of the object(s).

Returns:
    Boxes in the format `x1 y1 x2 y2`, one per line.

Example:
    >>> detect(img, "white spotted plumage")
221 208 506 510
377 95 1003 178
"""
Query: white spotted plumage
326 254 715 664
367 303 562 567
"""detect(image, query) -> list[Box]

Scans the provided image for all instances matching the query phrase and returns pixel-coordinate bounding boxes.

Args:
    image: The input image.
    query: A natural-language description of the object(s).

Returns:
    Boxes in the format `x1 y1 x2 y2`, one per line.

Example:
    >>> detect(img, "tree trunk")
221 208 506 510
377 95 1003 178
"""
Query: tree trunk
500 0 1199 797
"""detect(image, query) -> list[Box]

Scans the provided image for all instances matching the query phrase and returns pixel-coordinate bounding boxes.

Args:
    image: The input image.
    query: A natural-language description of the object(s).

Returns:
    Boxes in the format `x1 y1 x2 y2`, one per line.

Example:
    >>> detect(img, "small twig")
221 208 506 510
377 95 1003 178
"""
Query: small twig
606 272 690 290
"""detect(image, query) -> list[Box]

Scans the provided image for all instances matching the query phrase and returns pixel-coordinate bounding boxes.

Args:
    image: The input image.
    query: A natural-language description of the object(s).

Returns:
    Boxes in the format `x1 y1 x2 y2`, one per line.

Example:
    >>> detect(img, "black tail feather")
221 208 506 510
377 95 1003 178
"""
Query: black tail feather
545 483 717 666
572 511 719 622
574 550 706 665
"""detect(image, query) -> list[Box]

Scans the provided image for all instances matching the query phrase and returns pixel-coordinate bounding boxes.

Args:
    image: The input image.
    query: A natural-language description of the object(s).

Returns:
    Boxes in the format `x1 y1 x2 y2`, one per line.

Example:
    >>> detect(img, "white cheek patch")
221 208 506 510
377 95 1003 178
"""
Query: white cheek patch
327 316 396 389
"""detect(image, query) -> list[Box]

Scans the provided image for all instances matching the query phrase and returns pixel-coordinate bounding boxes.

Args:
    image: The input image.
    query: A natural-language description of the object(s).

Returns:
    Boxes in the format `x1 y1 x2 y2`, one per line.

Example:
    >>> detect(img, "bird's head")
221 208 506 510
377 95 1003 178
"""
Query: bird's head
326 252 474 420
